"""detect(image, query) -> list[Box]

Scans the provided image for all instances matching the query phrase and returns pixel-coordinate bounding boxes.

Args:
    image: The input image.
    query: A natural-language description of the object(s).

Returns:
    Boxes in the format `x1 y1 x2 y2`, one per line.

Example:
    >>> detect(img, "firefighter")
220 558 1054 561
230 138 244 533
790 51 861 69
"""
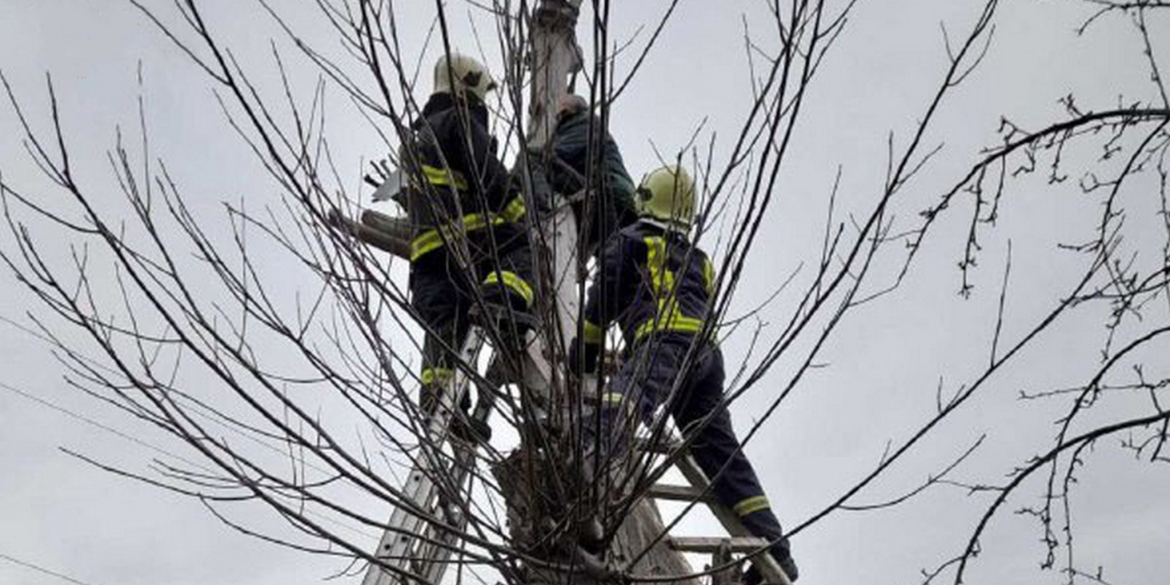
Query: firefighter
568 165 799 582
403 52 535 439
530 94 637 258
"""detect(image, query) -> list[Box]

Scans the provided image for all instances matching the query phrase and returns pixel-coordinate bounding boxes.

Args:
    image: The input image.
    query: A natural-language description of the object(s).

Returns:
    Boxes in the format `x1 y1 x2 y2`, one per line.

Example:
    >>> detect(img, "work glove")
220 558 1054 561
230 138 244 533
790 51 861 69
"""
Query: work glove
567 336 601 377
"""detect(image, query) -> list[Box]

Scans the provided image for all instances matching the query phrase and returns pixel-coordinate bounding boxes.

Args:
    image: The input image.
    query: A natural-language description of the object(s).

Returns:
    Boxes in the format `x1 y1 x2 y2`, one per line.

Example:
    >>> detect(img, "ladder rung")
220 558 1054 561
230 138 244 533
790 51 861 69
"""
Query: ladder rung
646 449 794 585
646 483 715 503
669 536 771 554
635 437 683 455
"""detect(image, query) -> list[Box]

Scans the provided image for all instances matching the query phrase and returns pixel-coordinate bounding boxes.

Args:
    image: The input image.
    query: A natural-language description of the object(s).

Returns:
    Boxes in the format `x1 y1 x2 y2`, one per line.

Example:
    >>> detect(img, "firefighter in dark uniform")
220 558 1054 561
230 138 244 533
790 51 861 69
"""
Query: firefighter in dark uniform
404 53 534 433
569 165 799 582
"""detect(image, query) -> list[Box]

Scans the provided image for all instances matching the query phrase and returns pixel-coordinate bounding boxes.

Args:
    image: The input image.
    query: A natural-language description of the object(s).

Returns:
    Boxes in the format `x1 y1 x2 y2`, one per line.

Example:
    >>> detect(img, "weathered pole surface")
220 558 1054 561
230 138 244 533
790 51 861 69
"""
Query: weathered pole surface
500 2 701 584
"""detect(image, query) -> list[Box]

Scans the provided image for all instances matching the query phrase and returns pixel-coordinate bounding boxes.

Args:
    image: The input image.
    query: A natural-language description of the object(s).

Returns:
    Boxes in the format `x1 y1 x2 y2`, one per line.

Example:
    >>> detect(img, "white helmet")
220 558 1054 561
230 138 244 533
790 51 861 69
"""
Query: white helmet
433 52 497 102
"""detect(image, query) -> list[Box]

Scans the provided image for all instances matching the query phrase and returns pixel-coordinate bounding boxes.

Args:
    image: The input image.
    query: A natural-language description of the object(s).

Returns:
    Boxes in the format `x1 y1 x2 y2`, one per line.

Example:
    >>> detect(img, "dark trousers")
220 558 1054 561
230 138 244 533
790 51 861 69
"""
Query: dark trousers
410 226 534 395
590 333 792 562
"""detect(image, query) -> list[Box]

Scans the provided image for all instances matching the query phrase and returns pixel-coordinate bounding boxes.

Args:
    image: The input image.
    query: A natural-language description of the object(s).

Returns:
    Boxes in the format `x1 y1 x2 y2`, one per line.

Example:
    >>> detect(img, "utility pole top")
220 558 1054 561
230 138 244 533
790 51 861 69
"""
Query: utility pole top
526 0 584 150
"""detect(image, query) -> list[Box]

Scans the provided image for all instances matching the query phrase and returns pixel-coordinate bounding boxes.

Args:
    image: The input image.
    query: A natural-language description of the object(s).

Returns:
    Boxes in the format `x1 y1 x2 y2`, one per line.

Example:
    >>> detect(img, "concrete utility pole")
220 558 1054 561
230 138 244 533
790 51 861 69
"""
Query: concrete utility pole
497 2 702 584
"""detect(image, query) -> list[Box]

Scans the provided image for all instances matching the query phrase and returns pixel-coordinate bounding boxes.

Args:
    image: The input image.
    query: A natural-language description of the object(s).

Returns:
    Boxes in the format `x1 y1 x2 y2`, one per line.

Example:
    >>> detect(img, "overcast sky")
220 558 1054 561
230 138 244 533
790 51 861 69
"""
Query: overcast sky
2 2 1168 585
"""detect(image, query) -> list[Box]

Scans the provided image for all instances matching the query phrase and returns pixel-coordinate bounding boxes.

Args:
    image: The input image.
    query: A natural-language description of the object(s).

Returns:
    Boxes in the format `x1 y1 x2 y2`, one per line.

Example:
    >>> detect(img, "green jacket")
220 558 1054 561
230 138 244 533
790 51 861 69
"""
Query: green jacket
550 110 636 211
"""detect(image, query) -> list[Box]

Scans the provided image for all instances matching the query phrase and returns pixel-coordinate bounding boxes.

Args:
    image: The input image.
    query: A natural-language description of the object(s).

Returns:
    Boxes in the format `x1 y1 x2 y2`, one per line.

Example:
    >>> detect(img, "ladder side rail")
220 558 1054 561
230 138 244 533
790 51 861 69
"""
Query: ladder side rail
671 454 792 585
362 327 489 585
418 439 480 584
418 351 504 583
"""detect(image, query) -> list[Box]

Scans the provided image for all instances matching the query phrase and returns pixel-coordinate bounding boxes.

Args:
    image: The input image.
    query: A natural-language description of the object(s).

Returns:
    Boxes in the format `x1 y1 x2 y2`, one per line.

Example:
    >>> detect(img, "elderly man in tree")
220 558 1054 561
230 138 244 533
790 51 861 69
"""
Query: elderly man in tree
537 94 638 257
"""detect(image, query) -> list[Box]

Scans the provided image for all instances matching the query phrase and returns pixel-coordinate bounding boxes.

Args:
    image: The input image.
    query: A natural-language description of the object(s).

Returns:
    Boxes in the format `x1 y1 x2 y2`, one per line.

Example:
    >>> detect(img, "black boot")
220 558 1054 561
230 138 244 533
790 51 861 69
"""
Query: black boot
450 406 492 443
451 383 492 444
422 379 492 443
743 548 798 584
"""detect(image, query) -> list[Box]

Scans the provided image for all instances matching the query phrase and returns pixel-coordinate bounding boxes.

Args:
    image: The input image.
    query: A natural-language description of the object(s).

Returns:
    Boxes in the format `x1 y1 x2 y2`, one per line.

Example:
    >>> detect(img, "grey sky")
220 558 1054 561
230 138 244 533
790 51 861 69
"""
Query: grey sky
2 2 1168 585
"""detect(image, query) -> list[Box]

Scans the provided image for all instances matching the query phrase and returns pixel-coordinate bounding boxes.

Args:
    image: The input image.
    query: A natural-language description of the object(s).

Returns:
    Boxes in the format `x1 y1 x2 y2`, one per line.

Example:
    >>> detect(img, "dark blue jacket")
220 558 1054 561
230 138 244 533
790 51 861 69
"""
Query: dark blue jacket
404 93 525 261
581 221 717 347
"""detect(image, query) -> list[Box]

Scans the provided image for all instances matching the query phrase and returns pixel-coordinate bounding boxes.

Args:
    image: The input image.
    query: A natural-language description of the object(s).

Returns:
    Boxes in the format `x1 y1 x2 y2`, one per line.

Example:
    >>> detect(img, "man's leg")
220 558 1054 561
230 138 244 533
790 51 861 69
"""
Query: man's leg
411 256 472 415
669 348 799 582
573 337 684 555
584 337 689 463
477 227 536 365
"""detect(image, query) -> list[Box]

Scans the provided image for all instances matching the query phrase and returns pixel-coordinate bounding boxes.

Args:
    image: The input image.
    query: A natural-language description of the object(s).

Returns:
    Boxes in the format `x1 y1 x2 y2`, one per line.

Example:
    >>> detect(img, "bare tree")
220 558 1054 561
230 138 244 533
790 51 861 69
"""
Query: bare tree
1 1 1167 585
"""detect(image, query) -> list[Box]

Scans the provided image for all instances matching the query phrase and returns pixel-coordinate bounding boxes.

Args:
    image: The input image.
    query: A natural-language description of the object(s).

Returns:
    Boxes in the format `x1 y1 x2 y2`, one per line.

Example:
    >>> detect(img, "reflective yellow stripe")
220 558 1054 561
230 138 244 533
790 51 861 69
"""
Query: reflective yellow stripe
410 229 447 260
462 213 491 232
500 196 527 223
597 392 637 416
600 393 625 407
636 236 704 341
702 257 716 297
421 367 454 386
582 319 604 344
645 237 675 295
599 395 636 414
483 270 534 307
420 164 468 190
409 197 529 261
633 314 705 341
733 495 770 516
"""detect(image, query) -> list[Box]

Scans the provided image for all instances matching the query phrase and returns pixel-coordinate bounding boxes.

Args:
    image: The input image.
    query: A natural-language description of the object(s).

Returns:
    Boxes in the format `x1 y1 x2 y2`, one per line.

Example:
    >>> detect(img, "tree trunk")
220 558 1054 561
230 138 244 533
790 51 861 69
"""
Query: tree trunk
494 452 699 585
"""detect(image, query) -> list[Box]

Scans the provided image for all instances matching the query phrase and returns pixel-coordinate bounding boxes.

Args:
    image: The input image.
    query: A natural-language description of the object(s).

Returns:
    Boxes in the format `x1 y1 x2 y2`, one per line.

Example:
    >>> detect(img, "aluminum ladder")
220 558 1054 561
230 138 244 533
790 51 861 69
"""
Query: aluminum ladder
361 325 493 585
